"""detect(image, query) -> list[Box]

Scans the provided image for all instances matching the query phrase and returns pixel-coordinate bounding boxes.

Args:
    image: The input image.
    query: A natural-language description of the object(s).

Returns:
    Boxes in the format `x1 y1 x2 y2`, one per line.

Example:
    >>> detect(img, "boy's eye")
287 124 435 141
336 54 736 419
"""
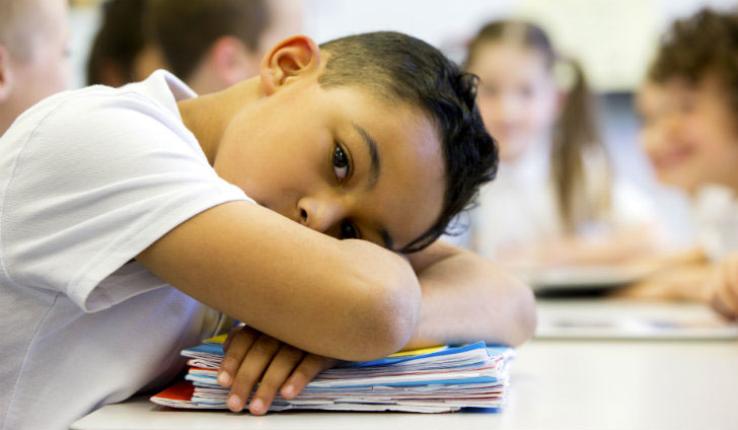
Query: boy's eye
339 220 360 239
332 144 351 182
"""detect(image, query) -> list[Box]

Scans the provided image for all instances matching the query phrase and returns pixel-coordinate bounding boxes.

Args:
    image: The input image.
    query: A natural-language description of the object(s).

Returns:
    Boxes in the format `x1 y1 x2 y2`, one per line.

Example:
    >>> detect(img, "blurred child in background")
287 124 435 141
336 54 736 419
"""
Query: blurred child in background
149 0 278 95
86 0 161 86
87 0 300 95
627 8 738 316
463 20 660 269
0 0 70 135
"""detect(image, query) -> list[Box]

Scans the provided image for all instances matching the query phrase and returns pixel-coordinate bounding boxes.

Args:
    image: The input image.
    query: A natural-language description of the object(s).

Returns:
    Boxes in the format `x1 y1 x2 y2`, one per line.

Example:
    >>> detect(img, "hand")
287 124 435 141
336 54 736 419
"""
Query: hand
708 254 738 320
616 264 714 302
217 325 337 415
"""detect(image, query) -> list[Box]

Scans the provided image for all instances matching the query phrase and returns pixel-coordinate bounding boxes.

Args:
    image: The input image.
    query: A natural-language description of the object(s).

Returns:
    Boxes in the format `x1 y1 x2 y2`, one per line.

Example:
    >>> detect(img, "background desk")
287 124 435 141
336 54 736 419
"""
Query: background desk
72 300 738 430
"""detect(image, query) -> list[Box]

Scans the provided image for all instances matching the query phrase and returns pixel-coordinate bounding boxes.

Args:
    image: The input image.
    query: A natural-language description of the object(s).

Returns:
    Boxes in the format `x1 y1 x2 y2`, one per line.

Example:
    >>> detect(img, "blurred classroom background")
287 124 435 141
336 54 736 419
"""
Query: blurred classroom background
46 3 738 427
67 0 738 247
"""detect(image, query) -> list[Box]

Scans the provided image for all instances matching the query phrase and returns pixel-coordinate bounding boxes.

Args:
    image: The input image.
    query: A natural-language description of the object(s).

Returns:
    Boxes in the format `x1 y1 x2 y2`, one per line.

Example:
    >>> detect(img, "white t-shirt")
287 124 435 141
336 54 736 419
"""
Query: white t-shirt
469 139 657 259
0 70 252 430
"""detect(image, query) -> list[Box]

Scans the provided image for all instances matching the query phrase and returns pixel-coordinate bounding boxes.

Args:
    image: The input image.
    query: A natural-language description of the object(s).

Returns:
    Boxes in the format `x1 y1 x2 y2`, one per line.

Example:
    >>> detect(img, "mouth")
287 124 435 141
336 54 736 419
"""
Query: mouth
651 144 695 171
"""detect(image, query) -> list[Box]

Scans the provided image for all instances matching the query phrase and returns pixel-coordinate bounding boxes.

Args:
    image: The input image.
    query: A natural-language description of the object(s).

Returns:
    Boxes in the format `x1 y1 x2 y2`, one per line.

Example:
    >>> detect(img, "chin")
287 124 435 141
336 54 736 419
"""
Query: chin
657 169 701 195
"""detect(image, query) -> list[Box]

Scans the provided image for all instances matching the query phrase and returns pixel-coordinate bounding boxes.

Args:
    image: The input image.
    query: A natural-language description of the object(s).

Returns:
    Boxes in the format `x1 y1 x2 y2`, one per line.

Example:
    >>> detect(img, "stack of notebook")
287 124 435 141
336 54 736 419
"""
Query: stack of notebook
150 338 515 413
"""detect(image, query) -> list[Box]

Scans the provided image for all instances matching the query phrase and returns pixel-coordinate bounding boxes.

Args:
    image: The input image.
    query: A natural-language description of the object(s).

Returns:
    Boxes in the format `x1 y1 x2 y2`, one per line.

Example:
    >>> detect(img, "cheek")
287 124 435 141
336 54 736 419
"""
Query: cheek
680 114 732 162
528 93 558 130
217 121 327 207
476 96 500 130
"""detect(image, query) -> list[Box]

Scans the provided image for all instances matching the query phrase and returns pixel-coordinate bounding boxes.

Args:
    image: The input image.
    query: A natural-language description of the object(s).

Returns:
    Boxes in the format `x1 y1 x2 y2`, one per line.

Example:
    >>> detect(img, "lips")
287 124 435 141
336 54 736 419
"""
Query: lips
650 143 695 171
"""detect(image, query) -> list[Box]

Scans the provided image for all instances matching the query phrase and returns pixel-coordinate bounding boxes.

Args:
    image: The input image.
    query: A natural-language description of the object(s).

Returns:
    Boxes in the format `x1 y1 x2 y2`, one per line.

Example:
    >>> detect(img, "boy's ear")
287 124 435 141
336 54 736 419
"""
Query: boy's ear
259 35 321 95
0 45 14 102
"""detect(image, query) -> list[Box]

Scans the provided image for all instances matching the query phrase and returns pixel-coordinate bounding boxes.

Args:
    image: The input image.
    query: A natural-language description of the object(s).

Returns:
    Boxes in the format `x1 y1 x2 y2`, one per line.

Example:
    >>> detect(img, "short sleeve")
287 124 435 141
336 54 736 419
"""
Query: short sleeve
0 89 252 312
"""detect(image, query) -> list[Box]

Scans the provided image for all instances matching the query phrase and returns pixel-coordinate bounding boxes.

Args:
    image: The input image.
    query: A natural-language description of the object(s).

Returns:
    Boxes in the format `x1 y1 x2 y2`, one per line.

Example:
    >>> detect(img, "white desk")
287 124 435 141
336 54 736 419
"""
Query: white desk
72 300 738 430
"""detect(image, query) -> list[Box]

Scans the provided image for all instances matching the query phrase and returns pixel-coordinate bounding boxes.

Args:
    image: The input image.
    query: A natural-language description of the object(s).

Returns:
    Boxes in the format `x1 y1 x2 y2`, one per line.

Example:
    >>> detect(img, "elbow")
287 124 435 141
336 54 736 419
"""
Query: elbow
369 277 422 358
341 255 422 361
506 276 537 346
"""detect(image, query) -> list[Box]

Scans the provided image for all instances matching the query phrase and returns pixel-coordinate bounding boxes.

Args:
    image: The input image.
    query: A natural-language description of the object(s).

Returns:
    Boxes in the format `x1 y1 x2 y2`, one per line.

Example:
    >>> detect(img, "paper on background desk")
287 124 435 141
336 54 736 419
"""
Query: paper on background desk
519 264 655 293
151 340 514 413
536 299 738 340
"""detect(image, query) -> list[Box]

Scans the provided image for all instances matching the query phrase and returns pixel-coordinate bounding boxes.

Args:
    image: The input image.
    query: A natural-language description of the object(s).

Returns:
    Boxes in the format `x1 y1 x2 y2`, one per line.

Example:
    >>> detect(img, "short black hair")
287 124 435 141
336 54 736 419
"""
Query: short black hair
319 32 498 253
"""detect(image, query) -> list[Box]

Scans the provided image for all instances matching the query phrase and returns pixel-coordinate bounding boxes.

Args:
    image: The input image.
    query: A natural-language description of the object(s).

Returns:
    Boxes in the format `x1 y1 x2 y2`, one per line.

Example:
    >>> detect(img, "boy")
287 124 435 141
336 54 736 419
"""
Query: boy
0 0 70 135
0 32 535 429
87 0 299 94
149 0 299 94
629 9 738 317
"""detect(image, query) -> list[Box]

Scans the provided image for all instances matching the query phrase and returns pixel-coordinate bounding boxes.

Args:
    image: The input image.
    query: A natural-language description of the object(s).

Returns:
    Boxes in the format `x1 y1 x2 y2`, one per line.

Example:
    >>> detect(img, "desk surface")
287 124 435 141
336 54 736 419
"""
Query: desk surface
72 300 738 430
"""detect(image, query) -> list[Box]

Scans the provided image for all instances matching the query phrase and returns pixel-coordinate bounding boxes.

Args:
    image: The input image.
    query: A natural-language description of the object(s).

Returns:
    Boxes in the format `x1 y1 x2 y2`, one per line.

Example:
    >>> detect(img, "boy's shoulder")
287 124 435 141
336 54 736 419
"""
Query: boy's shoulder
4 70 190 144
0 71 204 192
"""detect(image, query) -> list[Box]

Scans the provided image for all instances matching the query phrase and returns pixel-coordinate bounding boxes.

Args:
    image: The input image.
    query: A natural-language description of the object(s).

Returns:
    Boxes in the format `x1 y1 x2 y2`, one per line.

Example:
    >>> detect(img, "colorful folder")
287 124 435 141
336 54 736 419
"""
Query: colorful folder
151 339 514 413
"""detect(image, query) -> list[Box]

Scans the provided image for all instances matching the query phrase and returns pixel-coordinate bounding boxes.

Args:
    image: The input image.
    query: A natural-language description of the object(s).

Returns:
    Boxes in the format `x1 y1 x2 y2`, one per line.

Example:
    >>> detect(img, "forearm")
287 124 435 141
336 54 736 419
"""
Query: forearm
137 202 420 361
405 243 537 349
617 263 713 301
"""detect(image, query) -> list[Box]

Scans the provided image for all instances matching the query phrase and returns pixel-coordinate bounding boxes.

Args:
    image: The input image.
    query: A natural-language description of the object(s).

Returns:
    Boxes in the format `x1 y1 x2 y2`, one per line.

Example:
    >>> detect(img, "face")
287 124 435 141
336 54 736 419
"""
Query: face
9 0 70 111
468 42 558 162
214 79 446 251
637 77 738 194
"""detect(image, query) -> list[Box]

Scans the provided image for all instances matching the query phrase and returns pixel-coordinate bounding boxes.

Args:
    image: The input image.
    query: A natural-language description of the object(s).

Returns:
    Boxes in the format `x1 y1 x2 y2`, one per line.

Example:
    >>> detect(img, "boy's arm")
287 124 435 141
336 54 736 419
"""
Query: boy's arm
136 201 421 361
405 241 537 348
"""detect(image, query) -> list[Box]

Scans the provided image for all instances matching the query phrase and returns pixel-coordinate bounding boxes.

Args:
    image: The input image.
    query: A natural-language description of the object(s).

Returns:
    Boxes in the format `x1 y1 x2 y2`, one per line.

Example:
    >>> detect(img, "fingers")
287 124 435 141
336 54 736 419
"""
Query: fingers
248 345 305 415
725 256 738 314
713 260 738 320
281 354 338 400
227 334 281 412
215 327 338 415
222 323 244 352
218 326 258 388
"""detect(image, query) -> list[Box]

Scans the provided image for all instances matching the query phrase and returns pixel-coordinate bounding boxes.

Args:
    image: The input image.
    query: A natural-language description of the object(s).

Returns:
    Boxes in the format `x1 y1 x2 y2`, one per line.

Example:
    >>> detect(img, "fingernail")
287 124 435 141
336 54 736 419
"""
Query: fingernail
227 394 242 412
282 385 295 399
250 398 264 414
217 371 231 387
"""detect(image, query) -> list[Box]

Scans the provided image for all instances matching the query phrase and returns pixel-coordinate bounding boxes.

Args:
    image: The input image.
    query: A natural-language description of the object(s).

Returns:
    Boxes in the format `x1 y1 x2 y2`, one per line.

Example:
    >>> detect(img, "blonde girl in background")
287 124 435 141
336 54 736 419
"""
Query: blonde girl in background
464 20 661 269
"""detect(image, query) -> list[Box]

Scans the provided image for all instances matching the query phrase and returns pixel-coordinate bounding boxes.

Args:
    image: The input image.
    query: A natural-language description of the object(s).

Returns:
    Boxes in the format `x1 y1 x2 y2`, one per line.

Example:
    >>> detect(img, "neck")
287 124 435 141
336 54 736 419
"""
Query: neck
177 76 262 165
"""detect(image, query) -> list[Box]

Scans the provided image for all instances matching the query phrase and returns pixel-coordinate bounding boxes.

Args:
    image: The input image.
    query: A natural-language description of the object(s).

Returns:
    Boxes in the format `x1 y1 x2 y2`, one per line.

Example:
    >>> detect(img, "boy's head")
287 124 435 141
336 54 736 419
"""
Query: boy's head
149 0 286 94
0 0 70 134
640 8 738 194
210 32 497 253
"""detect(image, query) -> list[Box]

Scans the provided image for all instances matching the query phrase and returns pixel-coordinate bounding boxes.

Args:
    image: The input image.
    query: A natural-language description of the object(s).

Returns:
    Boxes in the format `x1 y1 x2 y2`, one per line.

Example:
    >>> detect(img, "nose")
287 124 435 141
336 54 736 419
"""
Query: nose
297 195 348 234
498 92 525 120
643 115 679 156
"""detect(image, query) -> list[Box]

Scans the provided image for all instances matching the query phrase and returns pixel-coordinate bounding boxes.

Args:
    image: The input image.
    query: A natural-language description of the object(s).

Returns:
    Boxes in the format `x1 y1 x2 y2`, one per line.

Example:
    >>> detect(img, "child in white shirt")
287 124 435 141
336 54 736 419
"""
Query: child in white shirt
628 9 738 316
462 20 660 269
0 32 535 429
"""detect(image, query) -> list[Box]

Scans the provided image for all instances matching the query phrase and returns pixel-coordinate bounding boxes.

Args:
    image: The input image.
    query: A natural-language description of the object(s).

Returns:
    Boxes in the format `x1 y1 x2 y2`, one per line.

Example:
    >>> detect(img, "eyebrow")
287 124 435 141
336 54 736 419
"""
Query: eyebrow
352 123 380 188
